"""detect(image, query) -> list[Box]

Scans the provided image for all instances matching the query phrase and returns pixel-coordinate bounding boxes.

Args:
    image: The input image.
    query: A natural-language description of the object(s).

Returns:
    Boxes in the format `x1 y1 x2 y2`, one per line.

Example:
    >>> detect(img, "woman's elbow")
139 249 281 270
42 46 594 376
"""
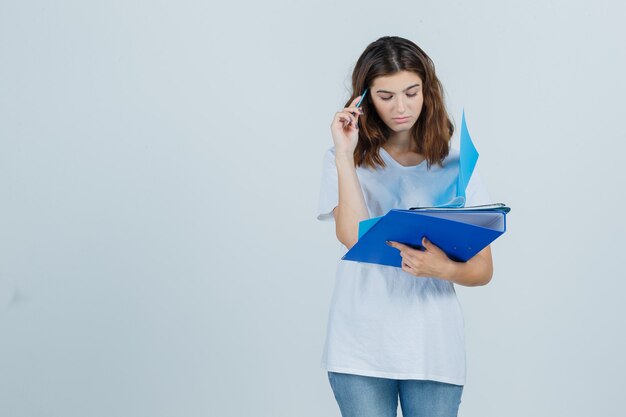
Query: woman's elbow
335 229 357 249
473 247 494 286
477 264 494 286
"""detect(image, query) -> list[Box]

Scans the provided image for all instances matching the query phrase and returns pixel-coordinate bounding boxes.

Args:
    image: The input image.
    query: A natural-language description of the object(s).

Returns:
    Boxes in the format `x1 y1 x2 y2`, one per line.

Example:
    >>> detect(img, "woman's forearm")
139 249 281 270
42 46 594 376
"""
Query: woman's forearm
334 153 369 249
441 246 493 287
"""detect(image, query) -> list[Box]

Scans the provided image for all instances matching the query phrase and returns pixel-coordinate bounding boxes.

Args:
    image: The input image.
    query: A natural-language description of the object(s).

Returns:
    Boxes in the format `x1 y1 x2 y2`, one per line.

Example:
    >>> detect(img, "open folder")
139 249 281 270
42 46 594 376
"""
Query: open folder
342 204 510 268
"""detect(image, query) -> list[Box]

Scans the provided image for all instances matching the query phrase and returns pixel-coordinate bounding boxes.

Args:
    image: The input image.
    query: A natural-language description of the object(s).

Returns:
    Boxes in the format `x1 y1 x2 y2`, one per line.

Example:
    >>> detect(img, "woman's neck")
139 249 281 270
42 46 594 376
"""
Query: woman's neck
384 131 418 154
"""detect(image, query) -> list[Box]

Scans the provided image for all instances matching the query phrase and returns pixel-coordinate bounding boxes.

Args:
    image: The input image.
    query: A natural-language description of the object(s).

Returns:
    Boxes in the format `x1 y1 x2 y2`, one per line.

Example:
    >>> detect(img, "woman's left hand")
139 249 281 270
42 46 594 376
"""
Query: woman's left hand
386 237 453 279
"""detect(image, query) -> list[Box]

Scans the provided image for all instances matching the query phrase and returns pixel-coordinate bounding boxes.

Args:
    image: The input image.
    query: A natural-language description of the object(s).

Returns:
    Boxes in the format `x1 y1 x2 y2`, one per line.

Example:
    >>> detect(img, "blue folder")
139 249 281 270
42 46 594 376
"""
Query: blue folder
342 204 510 268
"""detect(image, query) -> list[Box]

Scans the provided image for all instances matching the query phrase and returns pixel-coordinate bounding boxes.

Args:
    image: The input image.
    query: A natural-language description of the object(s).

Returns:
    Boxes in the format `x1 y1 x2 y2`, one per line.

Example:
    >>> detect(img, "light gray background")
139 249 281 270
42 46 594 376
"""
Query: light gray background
1 1 625 416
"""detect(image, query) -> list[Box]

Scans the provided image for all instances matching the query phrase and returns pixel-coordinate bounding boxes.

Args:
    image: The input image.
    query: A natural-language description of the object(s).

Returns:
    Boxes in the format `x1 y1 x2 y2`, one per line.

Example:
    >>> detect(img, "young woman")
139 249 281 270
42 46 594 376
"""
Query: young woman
316 36 494 417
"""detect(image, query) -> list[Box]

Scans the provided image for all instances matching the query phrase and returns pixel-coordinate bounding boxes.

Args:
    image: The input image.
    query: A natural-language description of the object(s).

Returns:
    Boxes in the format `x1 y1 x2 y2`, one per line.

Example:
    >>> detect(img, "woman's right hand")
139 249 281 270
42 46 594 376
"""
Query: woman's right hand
330 95 364 158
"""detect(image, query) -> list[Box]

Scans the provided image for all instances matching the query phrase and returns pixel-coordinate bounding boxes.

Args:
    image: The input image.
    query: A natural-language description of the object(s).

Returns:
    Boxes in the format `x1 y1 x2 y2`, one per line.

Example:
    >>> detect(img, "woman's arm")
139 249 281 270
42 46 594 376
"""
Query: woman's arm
442 245 493 286
329 94 369 250
387 238 493 287
333 152 369 250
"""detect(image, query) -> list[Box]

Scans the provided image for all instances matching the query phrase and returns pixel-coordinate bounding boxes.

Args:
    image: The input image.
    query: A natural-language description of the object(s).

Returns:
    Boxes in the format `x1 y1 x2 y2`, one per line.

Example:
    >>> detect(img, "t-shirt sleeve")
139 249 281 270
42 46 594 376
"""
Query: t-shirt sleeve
465 170 492 207
316 147 338 222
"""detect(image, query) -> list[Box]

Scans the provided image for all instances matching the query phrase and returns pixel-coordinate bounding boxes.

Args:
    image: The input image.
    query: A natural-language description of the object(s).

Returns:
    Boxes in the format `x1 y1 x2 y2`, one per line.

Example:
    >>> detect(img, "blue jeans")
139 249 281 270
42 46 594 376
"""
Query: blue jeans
328 371 463 417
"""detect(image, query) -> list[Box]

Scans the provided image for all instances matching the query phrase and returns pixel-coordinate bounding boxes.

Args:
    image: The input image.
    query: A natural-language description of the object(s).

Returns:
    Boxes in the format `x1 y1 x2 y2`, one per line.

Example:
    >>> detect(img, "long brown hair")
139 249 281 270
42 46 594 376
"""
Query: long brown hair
347 36 454 170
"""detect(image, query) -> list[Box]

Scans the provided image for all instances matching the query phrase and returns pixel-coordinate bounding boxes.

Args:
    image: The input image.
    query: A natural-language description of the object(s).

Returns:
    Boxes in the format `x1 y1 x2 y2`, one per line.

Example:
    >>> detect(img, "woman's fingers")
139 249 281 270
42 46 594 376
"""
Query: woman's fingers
402 252 419 268
336 111 357 130
345 104 364 115
344 105 364 119
331 94 365 131
388 241 424 274
335 112 355 129
344 95 365 127
402 261 415 274
386 241 414 253
344 108 363 128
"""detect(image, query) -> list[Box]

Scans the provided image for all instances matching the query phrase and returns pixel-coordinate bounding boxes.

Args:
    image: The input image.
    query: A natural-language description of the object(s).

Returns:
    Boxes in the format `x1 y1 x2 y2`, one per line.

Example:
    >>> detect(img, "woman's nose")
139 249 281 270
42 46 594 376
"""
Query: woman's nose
396 97 406 113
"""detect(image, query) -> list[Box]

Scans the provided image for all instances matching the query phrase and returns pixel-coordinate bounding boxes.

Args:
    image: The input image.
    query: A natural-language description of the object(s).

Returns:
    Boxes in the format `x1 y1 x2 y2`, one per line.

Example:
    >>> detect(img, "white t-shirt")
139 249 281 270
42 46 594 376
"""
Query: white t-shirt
316 145 491 386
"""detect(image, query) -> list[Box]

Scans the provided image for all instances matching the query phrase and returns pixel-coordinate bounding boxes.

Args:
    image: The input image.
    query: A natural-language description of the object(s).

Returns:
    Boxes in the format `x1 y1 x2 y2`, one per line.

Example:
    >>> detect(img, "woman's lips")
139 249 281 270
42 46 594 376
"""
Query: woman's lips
393 117 410 123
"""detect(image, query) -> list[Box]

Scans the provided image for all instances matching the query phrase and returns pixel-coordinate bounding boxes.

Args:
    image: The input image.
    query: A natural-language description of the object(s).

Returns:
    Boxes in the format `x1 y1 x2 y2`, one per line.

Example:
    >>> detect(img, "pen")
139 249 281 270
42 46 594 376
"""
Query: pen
349 88 368 128
356 87 368 108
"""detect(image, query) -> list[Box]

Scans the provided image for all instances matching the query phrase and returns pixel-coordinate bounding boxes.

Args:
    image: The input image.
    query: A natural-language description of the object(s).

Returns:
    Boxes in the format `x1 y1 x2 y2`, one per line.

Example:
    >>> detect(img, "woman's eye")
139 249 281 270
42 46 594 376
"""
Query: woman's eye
380 93 418 101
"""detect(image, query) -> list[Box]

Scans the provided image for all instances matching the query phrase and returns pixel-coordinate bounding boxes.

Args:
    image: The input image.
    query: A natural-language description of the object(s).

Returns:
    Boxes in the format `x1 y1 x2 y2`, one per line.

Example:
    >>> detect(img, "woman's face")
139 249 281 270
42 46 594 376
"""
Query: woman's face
369 70 424 132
